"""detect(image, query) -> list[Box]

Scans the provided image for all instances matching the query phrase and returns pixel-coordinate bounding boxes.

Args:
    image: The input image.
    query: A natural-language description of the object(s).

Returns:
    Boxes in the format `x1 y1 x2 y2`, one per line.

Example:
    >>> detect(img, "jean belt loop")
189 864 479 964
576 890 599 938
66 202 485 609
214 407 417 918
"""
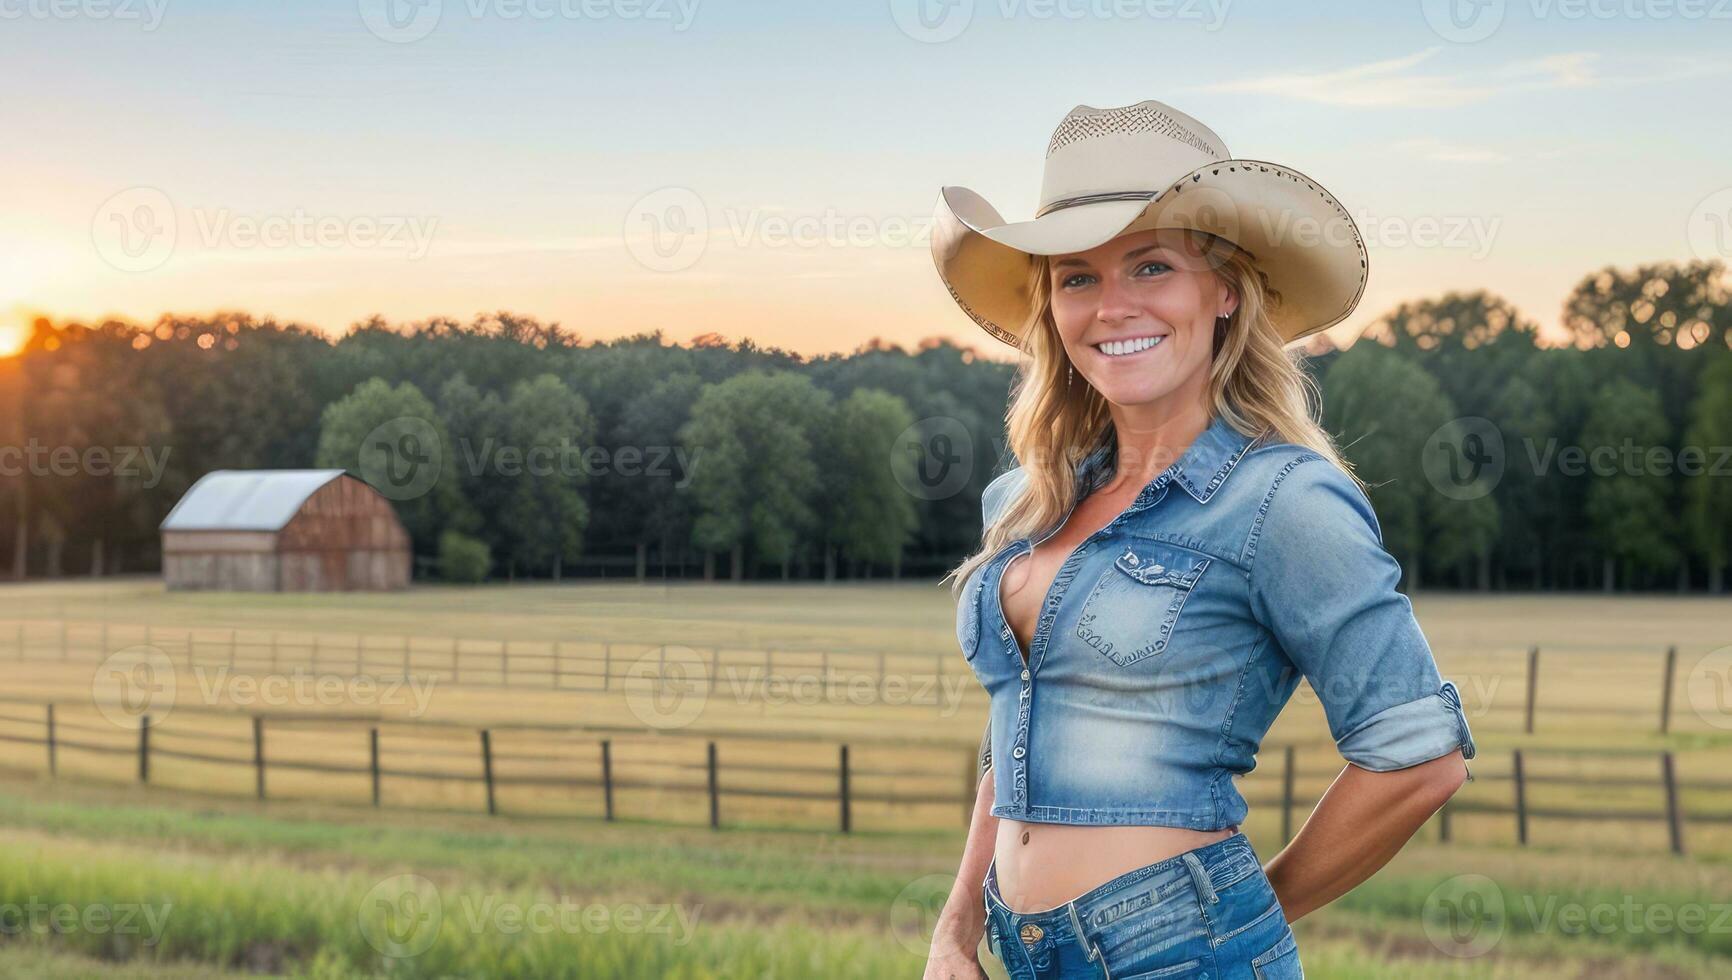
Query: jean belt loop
1182 852 1219 905
1066 900 1096 961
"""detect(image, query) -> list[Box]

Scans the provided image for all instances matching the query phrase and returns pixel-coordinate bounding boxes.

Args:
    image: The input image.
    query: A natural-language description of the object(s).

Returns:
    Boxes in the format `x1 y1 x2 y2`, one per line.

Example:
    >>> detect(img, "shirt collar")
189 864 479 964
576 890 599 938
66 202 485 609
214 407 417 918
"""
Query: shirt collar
1075 413 1254 505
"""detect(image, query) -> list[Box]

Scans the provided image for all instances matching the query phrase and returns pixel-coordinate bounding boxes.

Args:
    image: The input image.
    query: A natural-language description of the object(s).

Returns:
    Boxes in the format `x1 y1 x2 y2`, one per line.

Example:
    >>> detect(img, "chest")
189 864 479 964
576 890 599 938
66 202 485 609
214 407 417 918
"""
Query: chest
999 488 1140 659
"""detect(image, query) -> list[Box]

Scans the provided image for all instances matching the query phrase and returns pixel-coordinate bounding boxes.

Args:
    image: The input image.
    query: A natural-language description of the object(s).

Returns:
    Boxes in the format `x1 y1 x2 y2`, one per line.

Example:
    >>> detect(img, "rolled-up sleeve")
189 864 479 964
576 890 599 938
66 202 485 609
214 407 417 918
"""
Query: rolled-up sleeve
1248 456 1476 773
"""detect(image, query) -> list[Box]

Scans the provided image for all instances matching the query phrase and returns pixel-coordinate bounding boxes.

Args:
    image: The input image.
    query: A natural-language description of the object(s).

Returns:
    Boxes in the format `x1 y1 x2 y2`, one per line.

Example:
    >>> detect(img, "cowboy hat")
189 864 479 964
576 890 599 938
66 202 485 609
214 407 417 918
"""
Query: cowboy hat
930 98 1367 348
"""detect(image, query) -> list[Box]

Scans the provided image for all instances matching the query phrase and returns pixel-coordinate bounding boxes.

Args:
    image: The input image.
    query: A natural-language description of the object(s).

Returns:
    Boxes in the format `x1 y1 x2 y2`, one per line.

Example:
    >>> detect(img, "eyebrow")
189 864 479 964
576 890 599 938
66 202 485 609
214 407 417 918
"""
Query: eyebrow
1052 243 1167 271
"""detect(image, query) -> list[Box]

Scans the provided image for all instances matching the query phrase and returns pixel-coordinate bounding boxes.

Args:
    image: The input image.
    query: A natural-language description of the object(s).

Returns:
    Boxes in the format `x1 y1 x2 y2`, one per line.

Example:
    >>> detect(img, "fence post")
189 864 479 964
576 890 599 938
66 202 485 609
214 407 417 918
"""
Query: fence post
269 630 279 674
451 638 460 685
44 704 56 777
839 744 852 834
1524 646 1540 734
229 629 237 669
354 636 362 678
1281 745 1296 844
1659 645 1678 734
253 717 266 801
1439 799 1451 843
601 739 614 821
370 728 382 807
138 715 151 784
553 643 563 691
1661 751 1685 856
1512 749 1528 846
402 636 411 679
480 729 497 816
501 641 510 686
602 643 612 692
707 741 720 830
658 645 668 698
59 620 68 660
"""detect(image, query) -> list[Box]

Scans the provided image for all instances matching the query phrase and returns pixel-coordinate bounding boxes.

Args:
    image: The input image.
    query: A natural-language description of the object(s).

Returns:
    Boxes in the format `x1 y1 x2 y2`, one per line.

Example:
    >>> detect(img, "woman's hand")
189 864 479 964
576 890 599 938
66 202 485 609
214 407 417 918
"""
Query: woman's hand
1265 749 1467 922
922 916 988 980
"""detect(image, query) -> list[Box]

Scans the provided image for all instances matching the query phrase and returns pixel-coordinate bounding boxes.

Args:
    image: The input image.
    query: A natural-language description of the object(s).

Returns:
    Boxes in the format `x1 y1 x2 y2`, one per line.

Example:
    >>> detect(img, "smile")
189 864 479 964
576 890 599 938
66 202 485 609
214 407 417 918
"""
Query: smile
1093 335 1167 358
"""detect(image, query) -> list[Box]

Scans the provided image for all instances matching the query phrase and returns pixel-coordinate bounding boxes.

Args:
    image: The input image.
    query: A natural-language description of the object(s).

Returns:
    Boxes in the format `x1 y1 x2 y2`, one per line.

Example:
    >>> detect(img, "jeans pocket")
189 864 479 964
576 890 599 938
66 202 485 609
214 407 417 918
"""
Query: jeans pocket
1251 927 1302 979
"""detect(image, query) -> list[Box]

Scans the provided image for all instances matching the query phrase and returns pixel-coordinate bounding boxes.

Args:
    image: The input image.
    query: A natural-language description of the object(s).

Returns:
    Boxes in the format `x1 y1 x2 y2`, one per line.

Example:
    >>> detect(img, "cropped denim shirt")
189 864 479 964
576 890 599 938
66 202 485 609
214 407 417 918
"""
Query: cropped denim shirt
959 413 1476 829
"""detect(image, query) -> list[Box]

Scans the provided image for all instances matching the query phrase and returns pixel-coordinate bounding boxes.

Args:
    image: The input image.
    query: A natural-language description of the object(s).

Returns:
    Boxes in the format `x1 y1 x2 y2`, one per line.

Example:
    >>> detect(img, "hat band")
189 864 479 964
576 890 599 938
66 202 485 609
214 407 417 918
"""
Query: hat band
1034 189 1160 217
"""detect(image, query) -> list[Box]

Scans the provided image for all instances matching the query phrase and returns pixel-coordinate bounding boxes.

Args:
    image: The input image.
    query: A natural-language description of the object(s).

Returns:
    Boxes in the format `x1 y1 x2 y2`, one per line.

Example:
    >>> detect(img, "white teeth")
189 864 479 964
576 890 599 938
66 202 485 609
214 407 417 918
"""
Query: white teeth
1095 335 1165 357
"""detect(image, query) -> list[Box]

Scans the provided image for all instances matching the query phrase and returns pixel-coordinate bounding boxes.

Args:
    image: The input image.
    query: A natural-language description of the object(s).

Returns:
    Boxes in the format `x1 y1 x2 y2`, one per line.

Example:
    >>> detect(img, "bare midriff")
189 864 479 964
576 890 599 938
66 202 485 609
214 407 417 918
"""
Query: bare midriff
992 492 1235 915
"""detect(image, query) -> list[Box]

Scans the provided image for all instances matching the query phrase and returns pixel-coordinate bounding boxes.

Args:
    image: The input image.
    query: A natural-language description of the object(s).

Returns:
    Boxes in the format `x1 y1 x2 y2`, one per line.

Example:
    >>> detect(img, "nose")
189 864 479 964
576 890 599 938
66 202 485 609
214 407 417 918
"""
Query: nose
1094 272 1138 325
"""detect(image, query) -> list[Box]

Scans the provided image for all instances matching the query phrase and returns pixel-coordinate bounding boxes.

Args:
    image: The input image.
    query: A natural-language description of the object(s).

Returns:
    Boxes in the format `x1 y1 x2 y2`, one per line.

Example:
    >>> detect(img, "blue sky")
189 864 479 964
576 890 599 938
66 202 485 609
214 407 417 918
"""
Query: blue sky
2 0 1728 356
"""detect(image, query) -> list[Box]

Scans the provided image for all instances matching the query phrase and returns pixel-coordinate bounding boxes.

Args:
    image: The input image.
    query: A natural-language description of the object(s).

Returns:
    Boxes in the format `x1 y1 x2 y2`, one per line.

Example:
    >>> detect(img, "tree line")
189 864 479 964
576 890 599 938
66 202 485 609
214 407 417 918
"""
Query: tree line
0 256 1728 591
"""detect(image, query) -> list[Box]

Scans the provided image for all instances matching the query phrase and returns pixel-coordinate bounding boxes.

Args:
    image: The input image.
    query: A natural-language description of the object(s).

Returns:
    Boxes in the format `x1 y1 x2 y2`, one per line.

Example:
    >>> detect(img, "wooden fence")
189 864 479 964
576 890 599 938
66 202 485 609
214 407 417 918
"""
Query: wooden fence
0 697 1728 855
2 619 1720 735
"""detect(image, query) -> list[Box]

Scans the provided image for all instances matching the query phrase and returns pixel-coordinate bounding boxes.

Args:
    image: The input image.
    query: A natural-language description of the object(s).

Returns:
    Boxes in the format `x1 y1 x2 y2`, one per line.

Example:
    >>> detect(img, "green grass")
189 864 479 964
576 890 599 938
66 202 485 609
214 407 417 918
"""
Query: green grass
1 773 1729 979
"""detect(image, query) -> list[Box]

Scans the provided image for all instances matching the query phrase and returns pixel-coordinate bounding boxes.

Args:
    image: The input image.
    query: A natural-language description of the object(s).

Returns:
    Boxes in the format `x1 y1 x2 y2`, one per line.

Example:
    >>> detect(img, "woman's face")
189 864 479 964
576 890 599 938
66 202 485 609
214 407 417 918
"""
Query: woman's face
1048 228 1237 414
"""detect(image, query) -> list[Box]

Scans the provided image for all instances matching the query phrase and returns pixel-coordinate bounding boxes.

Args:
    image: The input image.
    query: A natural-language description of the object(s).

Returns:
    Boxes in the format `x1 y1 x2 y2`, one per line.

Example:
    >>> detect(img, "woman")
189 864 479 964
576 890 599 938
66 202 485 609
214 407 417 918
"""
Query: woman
922 100 1477 979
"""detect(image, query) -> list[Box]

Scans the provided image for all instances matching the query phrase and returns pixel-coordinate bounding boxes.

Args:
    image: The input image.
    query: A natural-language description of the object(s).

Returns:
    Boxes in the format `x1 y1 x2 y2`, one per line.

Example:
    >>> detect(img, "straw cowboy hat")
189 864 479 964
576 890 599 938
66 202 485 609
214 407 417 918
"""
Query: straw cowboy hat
930 98 1367 348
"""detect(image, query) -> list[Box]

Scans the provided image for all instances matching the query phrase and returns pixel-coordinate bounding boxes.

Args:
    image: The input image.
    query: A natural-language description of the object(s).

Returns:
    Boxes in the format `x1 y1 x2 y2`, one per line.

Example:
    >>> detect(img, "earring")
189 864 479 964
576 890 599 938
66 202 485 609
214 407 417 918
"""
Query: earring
1067 363 1074 388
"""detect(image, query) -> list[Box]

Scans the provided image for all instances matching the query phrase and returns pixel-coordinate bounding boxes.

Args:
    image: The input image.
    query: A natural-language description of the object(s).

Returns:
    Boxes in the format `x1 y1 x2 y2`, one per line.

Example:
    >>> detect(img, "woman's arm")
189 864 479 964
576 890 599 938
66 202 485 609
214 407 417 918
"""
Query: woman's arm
1263 749 1466 922
924 764 998 979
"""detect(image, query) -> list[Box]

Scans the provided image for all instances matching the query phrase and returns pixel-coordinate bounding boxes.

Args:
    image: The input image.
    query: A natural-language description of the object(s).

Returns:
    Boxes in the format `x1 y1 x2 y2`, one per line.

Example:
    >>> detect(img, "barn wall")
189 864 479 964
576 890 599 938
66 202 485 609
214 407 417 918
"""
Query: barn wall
162 531 279 591
276 475 411 592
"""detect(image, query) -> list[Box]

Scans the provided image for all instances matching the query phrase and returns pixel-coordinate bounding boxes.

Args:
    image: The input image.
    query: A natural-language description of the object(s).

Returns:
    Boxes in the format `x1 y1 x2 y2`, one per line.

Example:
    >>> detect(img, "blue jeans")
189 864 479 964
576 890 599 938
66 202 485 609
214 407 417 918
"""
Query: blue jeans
982 833 1302 978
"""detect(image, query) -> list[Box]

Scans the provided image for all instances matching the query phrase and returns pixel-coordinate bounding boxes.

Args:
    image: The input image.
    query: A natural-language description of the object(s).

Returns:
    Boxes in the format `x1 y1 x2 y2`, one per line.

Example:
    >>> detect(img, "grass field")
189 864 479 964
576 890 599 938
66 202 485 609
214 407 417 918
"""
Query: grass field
1 578 1730 977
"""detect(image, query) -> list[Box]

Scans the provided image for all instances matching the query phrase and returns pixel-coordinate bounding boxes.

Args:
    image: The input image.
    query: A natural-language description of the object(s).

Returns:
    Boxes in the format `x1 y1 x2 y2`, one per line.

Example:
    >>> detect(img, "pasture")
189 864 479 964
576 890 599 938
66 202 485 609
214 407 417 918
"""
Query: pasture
1 578 1730 977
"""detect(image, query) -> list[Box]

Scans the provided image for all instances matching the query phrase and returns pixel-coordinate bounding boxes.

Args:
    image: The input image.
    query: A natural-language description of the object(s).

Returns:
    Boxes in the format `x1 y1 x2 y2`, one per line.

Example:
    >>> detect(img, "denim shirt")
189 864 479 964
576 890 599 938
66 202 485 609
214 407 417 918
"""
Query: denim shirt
959 413 1476 829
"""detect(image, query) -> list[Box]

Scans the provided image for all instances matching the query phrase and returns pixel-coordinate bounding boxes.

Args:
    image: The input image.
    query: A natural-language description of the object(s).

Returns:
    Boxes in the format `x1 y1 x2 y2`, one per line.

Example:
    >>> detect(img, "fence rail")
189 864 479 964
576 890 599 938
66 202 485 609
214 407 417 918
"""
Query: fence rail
1 619 1718 734
0 697 1728 855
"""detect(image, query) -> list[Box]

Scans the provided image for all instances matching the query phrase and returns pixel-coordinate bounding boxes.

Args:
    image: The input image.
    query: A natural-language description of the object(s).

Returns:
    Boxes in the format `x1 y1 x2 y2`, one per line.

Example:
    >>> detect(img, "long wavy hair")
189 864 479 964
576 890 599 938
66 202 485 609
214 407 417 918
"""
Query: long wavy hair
942 230 1365 599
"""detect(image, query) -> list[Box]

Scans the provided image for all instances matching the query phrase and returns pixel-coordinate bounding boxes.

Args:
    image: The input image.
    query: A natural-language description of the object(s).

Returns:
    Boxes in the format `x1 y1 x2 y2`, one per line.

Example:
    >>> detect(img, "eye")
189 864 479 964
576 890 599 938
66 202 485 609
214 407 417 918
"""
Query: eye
1057 272 1095 290
1135 260 1172 276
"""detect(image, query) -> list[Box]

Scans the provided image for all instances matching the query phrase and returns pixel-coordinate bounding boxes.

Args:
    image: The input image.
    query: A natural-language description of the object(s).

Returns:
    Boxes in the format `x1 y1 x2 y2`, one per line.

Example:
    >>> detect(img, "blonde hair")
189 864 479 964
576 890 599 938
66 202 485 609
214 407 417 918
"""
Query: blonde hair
942 231 1365 598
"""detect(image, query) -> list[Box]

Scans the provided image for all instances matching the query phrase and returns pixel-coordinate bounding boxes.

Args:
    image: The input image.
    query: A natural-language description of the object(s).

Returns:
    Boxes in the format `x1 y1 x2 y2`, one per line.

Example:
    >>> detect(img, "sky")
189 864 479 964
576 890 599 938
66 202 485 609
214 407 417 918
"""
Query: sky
1 0 1729 360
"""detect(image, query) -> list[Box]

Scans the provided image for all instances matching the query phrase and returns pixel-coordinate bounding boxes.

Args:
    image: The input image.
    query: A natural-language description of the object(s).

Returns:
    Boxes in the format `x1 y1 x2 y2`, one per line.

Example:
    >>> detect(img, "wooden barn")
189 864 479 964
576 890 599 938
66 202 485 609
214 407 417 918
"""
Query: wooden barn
159 470 411 591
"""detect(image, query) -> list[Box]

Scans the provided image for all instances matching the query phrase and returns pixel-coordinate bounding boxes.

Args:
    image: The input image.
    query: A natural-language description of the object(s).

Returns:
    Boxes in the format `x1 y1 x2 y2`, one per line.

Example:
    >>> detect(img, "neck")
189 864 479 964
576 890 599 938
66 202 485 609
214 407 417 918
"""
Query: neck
1104 395 1212 491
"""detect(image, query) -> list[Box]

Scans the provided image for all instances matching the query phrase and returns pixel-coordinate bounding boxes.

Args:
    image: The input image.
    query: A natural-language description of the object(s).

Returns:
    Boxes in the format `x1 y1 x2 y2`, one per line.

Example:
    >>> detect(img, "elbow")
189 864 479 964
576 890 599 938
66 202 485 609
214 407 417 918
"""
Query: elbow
1414 750 1468 811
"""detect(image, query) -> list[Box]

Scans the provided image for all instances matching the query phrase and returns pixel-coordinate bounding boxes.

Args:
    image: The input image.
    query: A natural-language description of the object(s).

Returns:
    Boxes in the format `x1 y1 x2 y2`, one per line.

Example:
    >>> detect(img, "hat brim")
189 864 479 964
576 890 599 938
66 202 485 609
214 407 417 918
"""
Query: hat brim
931 159 1368 348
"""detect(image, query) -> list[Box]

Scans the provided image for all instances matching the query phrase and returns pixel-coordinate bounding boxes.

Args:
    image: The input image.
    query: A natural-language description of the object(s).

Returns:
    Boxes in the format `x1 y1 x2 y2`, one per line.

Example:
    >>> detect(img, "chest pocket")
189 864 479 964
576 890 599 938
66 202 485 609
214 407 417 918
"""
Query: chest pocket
1075 542 1211 667
956 566 985 662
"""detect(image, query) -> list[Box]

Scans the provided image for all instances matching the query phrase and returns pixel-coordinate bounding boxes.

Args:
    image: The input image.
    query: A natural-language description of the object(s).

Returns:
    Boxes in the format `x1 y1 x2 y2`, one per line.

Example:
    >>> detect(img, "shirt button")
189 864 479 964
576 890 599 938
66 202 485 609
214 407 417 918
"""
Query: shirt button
1020 669 1030 681
1012 746 1025 759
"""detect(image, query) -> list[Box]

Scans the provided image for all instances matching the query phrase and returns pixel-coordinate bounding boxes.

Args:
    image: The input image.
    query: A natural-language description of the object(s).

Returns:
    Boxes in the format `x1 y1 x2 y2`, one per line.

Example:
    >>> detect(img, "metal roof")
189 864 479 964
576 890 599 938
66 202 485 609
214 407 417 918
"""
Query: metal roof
159 469 348 532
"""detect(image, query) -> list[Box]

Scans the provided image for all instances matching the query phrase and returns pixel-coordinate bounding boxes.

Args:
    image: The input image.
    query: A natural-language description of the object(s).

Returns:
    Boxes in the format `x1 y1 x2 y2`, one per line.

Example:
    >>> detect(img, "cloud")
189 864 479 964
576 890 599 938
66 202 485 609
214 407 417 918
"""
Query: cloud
1191 48 1722 109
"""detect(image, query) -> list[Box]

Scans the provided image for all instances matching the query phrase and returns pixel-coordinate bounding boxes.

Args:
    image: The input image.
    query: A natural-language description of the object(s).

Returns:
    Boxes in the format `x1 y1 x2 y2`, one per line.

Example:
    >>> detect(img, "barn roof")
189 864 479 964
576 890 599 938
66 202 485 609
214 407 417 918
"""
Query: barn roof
159 470 349 532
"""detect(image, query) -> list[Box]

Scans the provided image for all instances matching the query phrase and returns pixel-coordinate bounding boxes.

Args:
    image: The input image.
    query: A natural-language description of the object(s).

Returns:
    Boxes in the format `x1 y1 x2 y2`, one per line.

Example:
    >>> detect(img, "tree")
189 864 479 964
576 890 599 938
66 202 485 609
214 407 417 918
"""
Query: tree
315 378 472 563
497 374 593 579
814 388 920 581
1682 353 1732 591
678 370 829 580
1579 379 1677 590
